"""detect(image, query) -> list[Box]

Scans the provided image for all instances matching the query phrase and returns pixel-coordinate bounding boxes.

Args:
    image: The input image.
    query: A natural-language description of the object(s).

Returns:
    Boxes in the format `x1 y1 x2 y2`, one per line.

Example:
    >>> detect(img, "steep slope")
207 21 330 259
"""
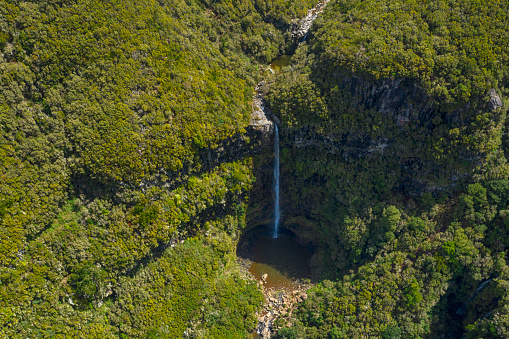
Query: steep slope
0 0 318 337
266 0 509 337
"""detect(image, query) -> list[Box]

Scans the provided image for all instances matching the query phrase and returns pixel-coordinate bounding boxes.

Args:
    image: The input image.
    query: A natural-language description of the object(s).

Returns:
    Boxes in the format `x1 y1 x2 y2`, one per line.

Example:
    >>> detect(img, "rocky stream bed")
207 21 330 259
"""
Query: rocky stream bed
244 2 330 338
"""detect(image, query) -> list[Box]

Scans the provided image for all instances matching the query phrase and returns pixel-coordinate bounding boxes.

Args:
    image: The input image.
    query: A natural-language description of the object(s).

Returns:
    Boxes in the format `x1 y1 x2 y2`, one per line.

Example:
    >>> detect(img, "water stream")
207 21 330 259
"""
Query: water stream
245 2 331 336
273 125 280 238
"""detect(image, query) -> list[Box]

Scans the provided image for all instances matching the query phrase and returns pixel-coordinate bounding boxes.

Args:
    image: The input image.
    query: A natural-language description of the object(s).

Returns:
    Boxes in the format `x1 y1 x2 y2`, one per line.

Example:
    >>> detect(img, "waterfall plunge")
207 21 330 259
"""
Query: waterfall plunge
273 124 281 238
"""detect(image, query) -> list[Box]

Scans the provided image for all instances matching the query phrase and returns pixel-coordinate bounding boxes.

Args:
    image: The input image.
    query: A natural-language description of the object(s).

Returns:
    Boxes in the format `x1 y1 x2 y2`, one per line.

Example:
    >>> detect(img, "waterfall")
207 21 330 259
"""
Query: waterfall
473 278 493 295
273 124 281 238
456 278 493 316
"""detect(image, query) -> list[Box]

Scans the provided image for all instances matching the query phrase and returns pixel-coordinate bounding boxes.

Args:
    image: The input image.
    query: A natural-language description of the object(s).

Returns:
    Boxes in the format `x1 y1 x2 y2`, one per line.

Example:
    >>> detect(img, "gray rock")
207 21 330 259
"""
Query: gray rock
488 88 503 111
292 0 330 42
250 81 275 141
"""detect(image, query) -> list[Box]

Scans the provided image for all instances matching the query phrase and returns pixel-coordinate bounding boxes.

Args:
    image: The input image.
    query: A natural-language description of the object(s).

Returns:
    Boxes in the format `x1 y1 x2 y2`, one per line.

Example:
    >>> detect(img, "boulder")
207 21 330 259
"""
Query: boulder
489 88 503 111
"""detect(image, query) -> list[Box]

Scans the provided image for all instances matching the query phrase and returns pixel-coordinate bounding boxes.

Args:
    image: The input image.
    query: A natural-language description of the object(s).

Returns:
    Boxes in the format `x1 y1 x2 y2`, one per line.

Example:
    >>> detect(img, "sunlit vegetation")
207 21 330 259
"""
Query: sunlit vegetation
313 0 509 107
268 0 509 337
0 0 321 337
2 0 509 337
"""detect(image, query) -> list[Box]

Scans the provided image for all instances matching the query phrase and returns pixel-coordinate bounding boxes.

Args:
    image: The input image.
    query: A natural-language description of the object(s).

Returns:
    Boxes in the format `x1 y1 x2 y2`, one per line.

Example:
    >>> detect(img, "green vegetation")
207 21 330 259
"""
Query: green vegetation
198 0 319 62
266 0 509 337
0 0 320 337
312 0 509 107
2 0 509 337
276 180 509 337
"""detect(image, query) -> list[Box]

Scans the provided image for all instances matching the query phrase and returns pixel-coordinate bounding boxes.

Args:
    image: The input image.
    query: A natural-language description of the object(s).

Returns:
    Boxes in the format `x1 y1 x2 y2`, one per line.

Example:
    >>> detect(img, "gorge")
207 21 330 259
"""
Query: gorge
1 0 509 338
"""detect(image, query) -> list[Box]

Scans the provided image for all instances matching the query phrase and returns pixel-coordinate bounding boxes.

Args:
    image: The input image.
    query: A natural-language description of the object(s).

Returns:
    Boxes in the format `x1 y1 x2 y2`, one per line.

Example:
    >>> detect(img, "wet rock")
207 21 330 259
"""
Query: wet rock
254 285 310 338
292 0 330 42
250 81 275 142
261 273 268 282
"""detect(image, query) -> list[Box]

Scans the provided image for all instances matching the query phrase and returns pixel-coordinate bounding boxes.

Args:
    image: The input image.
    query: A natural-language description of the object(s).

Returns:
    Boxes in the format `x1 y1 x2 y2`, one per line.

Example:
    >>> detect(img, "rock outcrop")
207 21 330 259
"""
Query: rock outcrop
489 88 503 111
292 0 330 42
251 81 275 140
255 285 309 339
276 73 506 199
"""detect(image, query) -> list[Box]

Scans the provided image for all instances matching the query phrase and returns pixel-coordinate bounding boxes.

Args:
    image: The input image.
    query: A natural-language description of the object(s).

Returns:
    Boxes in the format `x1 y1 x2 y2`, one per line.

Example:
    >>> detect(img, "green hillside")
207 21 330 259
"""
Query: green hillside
0 0 315 337
2 0 509 338
267 0 509 337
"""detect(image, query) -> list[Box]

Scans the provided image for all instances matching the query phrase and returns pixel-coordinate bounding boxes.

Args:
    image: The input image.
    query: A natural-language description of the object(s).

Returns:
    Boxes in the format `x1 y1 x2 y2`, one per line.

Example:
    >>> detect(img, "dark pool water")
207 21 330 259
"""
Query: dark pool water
270 55 292 72
237 227 311 290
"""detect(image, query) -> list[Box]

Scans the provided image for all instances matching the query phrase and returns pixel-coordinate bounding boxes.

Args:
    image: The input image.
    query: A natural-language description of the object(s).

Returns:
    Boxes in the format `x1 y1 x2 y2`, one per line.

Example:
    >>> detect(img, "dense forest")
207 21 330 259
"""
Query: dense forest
268 0 509 337
0 0 318 337
1 0 509 338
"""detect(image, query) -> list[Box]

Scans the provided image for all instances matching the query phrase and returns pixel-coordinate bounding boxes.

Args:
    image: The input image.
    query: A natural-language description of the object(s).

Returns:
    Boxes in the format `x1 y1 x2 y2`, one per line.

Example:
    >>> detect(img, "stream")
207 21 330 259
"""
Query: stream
242 1 330 337
240 53 310 291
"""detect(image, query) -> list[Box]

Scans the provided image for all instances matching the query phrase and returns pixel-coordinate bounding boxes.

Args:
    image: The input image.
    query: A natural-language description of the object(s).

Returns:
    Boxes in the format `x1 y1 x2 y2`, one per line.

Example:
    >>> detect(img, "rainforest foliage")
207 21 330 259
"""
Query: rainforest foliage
266 0 509 338
312 0 509 107
0 0 318 337
2 0 509 338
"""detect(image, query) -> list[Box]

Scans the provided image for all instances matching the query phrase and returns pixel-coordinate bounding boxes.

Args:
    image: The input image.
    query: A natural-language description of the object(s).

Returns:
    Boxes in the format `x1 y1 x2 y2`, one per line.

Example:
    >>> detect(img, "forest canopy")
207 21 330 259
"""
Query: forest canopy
312 0 509 106
0 0 317 337
2 0 509 338
265 0 509 338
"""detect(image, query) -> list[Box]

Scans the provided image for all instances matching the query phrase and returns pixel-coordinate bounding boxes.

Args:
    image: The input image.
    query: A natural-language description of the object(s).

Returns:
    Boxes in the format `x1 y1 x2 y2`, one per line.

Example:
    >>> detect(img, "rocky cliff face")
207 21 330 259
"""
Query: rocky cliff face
245 82 279 232
255 64 508 269
279 72 505 198
328 75 503 128
243 0 500 247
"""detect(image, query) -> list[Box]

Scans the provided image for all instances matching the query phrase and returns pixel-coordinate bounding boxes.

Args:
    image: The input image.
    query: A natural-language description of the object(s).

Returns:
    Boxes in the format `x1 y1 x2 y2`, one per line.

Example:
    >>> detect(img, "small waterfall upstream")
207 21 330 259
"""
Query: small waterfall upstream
273 124 281 238
247 1 330 336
